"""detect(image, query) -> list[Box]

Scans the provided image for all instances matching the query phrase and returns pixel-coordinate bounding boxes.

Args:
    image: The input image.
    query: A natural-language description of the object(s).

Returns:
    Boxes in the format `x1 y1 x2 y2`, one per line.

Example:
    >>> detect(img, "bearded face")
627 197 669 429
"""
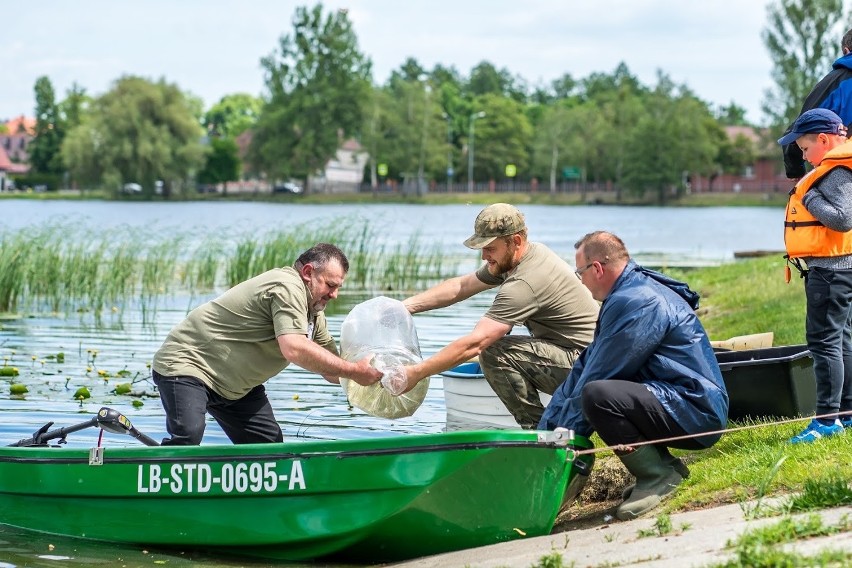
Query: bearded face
482 237 517 276
302 260 345 312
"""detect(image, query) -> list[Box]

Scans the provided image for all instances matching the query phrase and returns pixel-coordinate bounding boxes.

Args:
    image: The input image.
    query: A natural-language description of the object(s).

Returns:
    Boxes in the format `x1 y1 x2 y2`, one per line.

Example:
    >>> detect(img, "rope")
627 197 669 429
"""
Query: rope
568 409 852 458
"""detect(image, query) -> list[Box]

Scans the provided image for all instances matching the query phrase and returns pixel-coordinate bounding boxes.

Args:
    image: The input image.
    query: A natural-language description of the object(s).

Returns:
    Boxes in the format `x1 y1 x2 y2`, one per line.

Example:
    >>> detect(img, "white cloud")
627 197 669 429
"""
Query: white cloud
0 0 785 125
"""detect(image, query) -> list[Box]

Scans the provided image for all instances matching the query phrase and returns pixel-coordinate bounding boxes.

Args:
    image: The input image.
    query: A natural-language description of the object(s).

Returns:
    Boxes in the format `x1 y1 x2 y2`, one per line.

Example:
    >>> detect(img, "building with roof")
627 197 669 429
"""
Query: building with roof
0 115 34 187
310 138 368 193
689 125 788 194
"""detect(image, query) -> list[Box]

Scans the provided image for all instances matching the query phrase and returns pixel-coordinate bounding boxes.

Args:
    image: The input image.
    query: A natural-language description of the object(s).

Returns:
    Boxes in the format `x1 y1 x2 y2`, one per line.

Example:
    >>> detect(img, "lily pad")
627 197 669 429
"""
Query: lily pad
9 383 28 395
73 386 91 400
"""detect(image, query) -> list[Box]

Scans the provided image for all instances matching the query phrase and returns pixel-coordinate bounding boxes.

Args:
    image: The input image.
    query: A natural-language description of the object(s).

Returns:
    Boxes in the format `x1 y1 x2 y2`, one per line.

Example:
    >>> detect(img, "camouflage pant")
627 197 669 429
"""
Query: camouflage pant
480 335 580 429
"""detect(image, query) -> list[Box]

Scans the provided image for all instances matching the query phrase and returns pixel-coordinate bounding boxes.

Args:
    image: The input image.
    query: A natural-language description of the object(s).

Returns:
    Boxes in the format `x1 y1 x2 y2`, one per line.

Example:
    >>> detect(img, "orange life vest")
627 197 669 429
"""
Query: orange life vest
784 143 852 259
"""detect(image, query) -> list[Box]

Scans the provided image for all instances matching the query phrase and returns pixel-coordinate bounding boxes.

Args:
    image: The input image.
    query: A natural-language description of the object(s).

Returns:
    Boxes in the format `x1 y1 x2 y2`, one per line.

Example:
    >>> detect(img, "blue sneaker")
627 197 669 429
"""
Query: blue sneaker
790 419 844 444
841 416 852 429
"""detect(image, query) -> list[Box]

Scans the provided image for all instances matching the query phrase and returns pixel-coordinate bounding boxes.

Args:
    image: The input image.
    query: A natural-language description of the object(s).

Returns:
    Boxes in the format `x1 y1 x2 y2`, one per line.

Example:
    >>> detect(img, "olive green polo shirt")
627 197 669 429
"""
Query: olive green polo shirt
153 267 336 400
476 242 598 350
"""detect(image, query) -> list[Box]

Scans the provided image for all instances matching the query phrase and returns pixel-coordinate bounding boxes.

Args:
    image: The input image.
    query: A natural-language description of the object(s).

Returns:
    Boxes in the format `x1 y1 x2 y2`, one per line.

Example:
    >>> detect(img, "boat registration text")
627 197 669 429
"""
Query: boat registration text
136 461 305 494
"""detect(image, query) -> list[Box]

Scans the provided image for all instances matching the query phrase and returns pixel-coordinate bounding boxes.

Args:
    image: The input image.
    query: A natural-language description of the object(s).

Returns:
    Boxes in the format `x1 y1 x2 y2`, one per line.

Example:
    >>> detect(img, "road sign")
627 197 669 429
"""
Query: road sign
505 164 517 178
562 166 581 180
378 163 388 176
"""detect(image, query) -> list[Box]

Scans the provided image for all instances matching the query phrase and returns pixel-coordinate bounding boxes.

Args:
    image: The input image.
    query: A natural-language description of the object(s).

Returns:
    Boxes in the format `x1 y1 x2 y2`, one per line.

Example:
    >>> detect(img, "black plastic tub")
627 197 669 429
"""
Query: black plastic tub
715 345 815 421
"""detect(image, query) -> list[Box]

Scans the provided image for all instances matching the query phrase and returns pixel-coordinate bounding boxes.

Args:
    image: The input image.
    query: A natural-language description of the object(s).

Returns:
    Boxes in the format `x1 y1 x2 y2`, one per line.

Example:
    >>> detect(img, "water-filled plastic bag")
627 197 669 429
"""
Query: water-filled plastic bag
339 296 427 418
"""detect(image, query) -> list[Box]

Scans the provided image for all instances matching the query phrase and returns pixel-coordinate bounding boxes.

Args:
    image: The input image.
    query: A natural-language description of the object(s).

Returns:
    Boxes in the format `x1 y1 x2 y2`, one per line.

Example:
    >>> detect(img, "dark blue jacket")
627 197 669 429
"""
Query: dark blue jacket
783 53 852 178
538 261 729 447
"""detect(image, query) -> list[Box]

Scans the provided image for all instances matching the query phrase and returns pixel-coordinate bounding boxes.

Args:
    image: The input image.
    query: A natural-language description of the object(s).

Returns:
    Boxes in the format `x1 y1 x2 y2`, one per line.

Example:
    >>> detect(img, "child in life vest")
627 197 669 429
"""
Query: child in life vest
779 108 852 442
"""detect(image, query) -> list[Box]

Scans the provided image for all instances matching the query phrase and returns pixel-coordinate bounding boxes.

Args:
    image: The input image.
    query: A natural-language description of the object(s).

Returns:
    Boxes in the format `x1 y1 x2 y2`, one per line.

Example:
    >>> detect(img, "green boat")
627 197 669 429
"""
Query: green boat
0 408 593 563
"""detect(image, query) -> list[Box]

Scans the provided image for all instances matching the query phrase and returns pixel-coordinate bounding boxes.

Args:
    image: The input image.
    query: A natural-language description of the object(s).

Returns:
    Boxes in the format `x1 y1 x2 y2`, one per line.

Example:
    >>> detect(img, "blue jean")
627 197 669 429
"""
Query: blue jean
153 371 283 445
804 267 852 418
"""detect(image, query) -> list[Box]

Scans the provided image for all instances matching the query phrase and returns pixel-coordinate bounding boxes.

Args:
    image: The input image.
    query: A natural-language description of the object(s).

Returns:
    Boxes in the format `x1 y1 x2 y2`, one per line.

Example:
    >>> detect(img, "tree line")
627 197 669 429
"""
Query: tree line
13 0 851 203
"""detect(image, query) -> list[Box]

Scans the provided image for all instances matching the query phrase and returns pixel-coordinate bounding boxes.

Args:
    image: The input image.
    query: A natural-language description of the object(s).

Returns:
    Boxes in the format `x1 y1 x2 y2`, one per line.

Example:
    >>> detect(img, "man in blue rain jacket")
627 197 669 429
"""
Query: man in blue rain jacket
539 231 728 521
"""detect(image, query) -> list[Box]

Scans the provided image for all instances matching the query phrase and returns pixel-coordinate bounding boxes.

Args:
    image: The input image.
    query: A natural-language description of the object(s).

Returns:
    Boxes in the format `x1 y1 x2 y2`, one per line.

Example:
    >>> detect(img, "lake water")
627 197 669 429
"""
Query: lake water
0 200 783 265
0 199 783 567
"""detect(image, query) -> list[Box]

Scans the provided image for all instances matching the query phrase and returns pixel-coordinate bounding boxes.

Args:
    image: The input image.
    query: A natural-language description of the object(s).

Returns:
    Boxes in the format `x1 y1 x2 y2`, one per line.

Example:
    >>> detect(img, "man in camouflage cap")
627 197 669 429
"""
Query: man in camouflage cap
399 203 599 428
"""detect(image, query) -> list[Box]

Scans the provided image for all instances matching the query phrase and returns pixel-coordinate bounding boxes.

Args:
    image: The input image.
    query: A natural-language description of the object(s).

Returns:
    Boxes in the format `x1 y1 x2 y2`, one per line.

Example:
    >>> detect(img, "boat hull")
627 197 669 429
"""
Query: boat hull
0 430 592 562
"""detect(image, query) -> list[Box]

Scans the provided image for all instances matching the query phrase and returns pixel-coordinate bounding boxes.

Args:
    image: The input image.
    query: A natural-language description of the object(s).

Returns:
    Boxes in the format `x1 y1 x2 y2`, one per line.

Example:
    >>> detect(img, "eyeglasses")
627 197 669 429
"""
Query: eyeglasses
575 260 606 278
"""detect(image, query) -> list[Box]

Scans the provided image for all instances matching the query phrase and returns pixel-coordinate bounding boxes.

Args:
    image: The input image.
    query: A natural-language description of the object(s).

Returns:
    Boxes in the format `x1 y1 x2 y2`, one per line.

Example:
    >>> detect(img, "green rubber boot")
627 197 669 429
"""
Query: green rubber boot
622 445 689 499
616 445 683 521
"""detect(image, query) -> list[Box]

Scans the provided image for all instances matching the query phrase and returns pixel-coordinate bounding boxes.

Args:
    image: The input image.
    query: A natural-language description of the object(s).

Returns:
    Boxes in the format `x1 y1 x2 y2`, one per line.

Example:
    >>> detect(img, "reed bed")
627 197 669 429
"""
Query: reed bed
0 219 460 318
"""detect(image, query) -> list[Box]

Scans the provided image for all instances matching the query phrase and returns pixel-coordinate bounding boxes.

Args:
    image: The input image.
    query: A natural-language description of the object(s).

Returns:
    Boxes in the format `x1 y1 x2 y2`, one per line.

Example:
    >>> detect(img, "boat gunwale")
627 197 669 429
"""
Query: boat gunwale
0 436 592 465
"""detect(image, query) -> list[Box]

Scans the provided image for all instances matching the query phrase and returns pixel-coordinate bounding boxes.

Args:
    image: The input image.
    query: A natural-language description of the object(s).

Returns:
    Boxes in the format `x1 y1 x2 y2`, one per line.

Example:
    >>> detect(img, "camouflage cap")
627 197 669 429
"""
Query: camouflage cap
463 203 527 249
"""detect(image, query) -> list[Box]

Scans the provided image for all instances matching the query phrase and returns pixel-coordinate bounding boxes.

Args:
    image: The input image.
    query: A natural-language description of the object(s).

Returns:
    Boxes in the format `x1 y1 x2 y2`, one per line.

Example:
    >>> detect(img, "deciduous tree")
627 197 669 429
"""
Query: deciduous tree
762 0 847 129
251 4 372 191
29 76 64 175
198 137 240 187
203 93 262 138
61 75 207 196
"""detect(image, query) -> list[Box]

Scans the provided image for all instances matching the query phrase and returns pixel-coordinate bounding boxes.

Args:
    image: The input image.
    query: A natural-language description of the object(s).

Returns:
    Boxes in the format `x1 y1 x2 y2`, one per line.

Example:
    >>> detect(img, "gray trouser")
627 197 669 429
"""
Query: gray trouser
480 336 579 429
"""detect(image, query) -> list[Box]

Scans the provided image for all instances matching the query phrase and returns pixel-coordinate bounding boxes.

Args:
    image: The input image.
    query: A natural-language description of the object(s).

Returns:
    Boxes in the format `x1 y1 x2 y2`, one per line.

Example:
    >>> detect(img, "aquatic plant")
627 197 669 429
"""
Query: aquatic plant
0 218 461 319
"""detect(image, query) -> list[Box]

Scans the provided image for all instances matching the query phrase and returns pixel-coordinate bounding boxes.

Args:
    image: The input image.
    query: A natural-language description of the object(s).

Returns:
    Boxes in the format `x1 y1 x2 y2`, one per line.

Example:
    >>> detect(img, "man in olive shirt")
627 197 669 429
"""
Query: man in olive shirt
401 204 599 428
152 243 382 445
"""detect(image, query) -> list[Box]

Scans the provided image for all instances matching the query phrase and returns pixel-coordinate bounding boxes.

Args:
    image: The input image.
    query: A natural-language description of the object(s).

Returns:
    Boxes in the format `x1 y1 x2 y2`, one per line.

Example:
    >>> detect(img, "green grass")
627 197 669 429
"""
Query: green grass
710 513 852 567
670 255 806 346
663 419 852 513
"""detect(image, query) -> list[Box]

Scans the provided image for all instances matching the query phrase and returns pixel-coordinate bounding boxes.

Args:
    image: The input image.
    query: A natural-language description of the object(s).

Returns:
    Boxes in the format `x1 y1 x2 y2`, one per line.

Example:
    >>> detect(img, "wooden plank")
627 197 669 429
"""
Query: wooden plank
710 332 774 351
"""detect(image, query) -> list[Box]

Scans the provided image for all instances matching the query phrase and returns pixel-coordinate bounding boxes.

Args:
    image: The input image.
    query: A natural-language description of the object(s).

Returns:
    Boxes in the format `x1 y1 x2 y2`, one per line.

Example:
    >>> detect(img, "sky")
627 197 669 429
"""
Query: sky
1 1 779 125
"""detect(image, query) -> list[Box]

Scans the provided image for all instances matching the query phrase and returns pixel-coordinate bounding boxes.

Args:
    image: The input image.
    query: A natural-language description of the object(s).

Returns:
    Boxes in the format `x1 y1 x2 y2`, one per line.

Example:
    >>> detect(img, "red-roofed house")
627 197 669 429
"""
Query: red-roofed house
689 125 789 193
0 144 14 191
1 115 35 180
5 115 35 136
0 116 34 190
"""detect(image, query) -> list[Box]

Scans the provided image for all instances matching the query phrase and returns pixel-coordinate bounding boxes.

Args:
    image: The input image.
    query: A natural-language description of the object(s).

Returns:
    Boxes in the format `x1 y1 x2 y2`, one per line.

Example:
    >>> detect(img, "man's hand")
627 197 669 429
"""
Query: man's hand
380 365 408 396
278 334 381 385
345 355 382 386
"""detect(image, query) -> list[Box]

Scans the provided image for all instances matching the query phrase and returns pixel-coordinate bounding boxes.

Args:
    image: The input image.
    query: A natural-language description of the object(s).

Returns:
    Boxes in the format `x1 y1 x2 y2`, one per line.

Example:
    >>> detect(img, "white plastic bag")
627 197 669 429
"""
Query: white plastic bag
339 296 427 418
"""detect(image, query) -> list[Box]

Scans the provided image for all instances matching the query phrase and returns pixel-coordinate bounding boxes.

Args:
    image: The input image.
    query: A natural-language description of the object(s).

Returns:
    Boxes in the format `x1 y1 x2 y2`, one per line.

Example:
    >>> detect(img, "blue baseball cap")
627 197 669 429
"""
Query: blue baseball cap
778 108 846 145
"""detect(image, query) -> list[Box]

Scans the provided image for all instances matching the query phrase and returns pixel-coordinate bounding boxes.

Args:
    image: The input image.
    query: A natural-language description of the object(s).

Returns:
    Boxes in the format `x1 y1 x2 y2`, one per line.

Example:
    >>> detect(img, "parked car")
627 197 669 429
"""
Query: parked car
122 183 143 194
196 183 218 194
272 182 303 194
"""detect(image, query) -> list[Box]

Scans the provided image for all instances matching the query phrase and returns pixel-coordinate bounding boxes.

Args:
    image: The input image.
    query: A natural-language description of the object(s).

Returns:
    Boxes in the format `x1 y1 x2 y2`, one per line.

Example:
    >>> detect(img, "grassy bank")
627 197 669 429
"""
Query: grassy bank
672 254 805 346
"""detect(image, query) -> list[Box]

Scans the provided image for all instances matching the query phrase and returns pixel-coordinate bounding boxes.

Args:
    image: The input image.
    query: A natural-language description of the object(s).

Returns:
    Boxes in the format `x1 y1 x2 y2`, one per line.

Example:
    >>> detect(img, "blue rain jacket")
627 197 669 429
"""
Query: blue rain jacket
539 260 729 447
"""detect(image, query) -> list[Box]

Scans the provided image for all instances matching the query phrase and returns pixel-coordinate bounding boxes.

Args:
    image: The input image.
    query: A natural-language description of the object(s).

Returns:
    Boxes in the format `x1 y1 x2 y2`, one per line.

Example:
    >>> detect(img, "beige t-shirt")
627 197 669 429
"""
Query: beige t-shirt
476 242 598 350
152 267 336 400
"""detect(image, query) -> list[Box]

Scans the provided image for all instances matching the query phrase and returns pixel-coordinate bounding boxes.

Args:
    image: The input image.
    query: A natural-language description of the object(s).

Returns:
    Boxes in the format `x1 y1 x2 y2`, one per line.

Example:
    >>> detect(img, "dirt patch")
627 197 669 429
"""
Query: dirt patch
553 455 632 532
552 454 745 533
